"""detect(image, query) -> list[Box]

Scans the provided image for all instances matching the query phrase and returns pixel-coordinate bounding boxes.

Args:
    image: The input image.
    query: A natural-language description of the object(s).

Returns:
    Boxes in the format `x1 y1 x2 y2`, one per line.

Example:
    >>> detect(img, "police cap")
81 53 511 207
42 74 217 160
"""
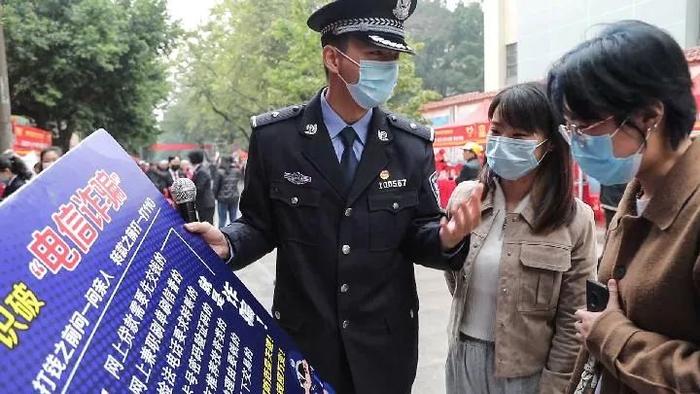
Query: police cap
308 0 417 54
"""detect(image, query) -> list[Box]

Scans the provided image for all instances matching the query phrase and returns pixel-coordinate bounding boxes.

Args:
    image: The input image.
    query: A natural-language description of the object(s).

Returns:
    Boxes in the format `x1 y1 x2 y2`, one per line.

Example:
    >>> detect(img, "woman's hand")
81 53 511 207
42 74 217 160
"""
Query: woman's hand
439 183 484 250
574 279 622 348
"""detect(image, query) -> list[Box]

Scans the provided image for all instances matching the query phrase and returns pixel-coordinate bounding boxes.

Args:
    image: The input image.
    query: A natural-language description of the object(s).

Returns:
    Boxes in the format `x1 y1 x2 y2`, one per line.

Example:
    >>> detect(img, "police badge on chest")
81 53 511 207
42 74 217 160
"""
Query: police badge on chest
377 169 407 190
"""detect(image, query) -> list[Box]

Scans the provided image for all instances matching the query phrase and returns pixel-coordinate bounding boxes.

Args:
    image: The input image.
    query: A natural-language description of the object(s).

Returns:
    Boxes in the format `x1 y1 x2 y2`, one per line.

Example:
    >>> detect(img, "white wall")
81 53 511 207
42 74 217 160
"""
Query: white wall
484 0 507 91
516 0 698 84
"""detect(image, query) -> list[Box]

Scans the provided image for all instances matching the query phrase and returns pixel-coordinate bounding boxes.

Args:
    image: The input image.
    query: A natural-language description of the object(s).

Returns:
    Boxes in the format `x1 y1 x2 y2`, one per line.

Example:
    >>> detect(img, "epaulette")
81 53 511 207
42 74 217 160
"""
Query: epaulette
387 113 435 142
250 104 305 129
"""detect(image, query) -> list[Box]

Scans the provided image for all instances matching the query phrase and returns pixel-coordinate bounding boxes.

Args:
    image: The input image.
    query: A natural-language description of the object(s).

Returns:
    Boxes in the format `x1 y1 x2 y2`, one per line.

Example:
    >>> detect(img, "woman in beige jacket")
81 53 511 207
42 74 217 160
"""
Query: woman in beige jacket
548 20 700 394
445 83 598 394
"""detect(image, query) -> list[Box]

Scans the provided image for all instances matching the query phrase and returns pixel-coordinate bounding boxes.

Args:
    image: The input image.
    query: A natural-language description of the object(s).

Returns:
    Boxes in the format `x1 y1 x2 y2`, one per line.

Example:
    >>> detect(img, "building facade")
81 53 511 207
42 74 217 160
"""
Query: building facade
484 0 700 91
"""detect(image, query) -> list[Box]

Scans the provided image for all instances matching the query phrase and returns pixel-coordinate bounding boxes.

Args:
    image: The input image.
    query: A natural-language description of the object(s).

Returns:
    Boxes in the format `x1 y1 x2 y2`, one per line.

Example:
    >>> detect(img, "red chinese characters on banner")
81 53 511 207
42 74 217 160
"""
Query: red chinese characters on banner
70 184 113 231
91 170 127 210
26 170 127 280
28 227 82 276
433 123 490 148
52 204 98 254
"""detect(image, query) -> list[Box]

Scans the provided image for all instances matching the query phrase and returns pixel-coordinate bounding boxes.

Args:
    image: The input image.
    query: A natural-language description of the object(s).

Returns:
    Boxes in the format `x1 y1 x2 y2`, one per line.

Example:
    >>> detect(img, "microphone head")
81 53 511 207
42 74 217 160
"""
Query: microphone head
170 178 197 204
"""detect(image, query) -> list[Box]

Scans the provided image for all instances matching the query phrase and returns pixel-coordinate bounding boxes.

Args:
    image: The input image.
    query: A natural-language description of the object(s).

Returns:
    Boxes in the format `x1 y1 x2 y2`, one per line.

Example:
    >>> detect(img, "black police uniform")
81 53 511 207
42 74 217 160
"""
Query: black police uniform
224 91 468 393
222 1 469 393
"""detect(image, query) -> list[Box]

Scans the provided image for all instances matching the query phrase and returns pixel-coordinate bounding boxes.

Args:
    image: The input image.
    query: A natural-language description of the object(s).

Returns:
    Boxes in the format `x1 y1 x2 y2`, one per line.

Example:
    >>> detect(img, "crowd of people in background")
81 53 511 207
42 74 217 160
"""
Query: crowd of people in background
141 150 245 227
0 141 247 226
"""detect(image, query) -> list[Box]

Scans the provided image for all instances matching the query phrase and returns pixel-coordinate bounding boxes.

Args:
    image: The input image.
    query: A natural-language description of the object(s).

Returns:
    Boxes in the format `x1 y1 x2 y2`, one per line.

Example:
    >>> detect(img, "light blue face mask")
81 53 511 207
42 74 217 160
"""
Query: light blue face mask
334 48 399 109
486 135 548 181
565 119 652 186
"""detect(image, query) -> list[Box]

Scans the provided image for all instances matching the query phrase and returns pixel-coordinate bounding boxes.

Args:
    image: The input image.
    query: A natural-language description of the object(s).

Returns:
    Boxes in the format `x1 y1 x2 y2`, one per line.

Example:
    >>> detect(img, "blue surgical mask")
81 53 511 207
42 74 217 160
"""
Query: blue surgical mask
486 135 548 181
334 48 399 109
566 119 651 185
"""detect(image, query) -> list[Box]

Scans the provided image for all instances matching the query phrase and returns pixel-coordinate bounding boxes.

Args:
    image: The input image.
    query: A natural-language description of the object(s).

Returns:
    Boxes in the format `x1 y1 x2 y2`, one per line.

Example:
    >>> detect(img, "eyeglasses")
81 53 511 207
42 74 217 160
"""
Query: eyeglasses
559 115 616 139
559 115 632 145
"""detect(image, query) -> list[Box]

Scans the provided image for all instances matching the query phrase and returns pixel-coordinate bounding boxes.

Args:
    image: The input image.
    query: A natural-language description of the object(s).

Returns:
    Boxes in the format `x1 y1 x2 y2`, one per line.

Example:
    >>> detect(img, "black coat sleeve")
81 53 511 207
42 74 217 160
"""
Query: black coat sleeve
400 144 469 271
213 170 223 200
193 168 211 194
221 129 277 269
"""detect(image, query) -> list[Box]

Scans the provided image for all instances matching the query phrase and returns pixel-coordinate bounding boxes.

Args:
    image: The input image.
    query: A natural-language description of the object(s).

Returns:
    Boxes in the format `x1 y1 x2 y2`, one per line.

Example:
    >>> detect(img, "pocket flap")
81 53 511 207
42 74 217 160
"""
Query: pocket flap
519 243 571 272
270 181 320 207
368 190 418 213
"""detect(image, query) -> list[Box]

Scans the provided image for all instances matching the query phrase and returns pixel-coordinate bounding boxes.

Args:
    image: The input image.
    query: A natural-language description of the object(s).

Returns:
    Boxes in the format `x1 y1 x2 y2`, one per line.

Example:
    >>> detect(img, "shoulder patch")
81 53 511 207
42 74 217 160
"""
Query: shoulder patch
250 104 305 129
387 113 434 142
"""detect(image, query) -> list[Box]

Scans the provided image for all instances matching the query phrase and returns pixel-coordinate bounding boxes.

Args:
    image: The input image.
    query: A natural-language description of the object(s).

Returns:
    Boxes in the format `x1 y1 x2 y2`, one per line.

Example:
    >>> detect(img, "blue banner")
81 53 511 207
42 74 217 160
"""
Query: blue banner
0 130 334 394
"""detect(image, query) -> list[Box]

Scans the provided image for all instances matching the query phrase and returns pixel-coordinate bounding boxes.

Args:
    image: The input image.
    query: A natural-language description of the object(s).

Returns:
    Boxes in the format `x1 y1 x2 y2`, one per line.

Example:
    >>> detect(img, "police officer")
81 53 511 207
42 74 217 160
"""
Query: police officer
186 0 483 392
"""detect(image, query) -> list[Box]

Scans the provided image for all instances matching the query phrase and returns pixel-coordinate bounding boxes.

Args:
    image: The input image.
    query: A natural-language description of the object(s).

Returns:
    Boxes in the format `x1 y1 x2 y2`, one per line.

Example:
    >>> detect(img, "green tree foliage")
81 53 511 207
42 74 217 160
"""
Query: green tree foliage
3 0 179 153
407 0 484 96
162 0 440 145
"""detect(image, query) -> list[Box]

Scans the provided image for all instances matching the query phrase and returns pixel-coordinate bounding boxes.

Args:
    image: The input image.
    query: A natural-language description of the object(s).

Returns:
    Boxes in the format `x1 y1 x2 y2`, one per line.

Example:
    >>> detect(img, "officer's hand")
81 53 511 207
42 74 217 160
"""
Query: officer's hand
439 183 484 250
184 222 231 261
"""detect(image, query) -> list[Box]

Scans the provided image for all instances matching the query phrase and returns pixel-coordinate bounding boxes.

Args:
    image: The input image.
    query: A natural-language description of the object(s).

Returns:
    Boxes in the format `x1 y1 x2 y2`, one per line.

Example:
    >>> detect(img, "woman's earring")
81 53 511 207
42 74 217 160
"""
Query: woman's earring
647 119 661 134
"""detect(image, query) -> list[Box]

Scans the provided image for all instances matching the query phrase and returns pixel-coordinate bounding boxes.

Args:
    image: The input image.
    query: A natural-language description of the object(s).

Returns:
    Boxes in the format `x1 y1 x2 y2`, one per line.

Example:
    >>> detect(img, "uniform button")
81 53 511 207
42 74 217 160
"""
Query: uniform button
342 245 351 255
342 320 350 329
472 244 479 249
502 288 507 293
274 311 281 320
340 284 350 293
392 202 400 210
410 309 415 319
344 208 353 217
272 111 280 118
507 252 512 257
290 197 299 206
613 266 626 279
410 122 417 129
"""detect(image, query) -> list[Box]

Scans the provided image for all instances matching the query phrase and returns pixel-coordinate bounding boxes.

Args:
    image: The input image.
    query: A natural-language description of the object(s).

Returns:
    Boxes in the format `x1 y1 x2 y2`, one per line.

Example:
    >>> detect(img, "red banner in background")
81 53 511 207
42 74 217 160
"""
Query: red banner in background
433 123 489 148
12 125 52 155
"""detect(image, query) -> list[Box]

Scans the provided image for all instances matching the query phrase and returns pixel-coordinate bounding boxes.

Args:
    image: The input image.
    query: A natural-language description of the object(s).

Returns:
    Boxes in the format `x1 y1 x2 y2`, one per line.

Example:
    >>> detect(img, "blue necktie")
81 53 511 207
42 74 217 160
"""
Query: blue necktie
340 126 359 191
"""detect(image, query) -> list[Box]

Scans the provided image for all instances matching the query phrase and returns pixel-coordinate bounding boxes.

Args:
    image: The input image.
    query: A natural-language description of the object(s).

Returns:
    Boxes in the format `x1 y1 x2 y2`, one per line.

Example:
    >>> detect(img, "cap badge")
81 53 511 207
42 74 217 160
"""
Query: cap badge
393 0 412 21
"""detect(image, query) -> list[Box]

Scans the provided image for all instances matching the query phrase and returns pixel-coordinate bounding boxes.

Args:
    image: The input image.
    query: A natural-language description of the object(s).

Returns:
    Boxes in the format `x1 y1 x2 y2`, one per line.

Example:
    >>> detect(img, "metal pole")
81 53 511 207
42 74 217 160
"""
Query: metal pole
0 7 12 153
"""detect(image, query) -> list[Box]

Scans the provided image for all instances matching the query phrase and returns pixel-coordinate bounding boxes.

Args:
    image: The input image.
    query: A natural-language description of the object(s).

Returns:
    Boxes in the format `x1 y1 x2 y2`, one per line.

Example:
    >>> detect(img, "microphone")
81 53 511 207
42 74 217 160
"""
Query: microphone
170 178 199 223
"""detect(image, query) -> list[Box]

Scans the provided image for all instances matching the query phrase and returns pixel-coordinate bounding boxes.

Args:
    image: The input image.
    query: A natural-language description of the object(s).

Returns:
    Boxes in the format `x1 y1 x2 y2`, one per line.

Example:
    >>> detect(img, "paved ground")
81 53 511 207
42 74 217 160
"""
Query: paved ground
233 227 606 393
